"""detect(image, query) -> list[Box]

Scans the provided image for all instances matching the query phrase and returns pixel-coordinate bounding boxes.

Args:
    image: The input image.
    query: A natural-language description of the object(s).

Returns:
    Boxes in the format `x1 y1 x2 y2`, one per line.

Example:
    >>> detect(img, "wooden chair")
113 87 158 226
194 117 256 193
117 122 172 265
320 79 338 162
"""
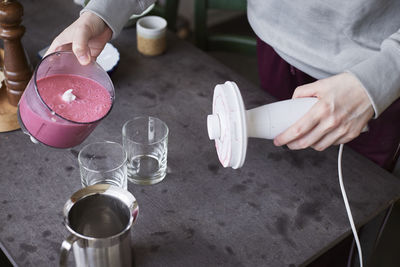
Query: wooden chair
150 0 180 31
194 0 256 55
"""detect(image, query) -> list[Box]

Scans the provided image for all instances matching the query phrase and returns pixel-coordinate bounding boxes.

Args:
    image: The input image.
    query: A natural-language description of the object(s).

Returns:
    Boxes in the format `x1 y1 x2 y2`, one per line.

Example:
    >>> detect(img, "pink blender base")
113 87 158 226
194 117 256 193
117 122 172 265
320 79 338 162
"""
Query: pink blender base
207 81 247 169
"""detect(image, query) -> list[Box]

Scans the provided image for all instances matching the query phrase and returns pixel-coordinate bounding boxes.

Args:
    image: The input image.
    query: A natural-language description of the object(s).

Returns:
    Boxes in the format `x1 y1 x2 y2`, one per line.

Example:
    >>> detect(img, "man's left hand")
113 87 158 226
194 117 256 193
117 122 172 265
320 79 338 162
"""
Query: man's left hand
274 72 374 151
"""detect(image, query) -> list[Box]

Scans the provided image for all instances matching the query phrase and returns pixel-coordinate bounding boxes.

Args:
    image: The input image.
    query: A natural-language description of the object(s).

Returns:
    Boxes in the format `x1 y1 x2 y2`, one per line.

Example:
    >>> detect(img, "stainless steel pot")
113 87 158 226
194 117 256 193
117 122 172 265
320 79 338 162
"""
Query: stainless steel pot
59 184 139 267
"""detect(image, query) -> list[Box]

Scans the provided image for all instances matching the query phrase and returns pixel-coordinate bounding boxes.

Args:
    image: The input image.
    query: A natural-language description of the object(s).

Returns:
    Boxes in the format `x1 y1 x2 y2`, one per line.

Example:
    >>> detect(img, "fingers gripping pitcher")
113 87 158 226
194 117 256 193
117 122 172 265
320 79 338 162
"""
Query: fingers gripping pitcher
18 51 114 148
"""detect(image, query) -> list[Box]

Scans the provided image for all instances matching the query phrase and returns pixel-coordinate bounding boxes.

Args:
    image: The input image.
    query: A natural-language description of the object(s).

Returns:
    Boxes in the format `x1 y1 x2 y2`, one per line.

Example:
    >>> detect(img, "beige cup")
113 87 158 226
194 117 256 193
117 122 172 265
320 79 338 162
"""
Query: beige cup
137 16 167 56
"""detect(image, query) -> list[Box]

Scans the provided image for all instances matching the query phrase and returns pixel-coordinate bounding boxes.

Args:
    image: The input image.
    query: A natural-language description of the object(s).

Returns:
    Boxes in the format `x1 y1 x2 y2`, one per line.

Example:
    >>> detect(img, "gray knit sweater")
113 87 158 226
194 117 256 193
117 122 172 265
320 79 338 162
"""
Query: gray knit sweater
84 0 400 118
82 0 156 37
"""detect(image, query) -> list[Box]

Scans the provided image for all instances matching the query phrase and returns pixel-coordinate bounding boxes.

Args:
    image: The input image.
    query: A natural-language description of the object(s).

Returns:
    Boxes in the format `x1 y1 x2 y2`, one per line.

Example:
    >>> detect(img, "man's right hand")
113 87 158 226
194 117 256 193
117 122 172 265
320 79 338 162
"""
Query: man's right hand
46 11 112 65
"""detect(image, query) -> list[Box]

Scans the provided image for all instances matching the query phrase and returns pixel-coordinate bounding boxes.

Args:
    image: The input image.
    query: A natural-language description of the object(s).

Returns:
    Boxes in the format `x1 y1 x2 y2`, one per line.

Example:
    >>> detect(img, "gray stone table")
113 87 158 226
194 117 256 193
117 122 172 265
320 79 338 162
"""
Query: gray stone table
1 0 400 266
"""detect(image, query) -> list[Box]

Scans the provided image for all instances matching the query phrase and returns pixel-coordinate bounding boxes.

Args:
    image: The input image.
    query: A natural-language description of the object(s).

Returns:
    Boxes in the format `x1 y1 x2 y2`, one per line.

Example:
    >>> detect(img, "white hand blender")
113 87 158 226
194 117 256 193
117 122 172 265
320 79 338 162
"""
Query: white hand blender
207 81 364 267
207 81 317 169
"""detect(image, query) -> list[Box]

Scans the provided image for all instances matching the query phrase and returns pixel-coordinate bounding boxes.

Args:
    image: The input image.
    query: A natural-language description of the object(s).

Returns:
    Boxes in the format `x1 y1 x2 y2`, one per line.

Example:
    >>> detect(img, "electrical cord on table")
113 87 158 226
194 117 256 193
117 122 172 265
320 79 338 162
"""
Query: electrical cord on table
338 144 363 267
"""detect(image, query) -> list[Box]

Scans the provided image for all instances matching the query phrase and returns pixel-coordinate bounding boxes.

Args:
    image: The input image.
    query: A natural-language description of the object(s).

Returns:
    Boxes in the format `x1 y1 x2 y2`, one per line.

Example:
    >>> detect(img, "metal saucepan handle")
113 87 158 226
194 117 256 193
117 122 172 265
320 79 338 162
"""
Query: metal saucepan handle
59 234 79 267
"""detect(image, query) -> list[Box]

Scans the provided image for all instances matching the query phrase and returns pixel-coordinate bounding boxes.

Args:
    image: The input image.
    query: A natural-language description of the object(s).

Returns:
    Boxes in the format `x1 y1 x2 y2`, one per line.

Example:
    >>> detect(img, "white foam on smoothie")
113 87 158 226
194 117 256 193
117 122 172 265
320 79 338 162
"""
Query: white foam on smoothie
62 89 76 102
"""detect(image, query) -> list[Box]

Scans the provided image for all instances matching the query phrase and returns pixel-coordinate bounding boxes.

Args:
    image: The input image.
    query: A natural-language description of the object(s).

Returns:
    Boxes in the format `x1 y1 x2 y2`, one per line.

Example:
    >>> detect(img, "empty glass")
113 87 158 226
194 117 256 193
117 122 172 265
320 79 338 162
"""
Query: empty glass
78 141 128 189
122 116 168 185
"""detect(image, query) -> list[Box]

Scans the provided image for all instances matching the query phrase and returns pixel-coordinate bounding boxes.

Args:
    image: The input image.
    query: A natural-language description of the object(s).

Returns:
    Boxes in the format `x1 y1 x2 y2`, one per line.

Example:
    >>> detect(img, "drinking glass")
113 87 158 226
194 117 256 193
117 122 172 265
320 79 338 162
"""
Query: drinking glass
122 116 168 185
78 141 128 189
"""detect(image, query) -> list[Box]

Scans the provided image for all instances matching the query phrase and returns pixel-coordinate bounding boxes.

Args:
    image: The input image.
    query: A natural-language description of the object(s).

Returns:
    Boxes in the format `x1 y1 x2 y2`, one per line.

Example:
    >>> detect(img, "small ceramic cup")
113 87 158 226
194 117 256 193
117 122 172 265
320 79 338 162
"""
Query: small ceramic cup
136 16 167 56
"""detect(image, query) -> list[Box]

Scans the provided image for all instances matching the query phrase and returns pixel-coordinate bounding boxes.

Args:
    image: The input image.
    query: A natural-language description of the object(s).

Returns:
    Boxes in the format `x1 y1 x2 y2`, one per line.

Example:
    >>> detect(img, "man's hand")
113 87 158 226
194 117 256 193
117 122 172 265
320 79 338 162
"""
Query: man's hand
46 11 112 65
274 72 374 151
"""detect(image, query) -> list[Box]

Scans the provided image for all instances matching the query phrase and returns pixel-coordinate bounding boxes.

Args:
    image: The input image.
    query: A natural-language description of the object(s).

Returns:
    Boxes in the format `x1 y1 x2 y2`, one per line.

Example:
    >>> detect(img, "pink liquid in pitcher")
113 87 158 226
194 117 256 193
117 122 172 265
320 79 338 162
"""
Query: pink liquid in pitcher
19 74 112 148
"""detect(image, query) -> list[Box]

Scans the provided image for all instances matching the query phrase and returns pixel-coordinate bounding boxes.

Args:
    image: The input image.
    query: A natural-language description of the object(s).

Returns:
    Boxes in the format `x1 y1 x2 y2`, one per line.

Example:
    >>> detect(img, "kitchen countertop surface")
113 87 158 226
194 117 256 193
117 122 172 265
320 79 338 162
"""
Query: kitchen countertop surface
1 0 400 266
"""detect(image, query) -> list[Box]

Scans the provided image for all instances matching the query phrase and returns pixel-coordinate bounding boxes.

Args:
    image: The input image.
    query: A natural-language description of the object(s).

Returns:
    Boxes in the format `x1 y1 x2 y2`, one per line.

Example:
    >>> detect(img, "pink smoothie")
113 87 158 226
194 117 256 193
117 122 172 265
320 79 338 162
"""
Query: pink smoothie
37 74 111 122
19 74 112 148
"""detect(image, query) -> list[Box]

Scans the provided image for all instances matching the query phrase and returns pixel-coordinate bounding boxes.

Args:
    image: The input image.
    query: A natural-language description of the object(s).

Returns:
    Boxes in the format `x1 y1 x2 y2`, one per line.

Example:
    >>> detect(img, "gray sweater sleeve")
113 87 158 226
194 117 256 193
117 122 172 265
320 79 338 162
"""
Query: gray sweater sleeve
348 30 400 118
81 0 156 39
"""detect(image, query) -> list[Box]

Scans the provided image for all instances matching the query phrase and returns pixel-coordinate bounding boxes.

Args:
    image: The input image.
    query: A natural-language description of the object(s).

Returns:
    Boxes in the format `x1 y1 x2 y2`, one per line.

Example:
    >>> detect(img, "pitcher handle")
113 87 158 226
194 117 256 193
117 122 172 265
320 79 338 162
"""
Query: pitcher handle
59 234 79 267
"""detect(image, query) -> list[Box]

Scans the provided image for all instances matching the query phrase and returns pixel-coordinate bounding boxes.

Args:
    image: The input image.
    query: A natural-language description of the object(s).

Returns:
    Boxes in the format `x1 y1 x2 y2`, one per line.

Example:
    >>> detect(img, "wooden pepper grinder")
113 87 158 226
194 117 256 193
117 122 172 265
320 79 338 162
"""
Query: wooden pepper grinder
0 0 31 105
0 0 31 132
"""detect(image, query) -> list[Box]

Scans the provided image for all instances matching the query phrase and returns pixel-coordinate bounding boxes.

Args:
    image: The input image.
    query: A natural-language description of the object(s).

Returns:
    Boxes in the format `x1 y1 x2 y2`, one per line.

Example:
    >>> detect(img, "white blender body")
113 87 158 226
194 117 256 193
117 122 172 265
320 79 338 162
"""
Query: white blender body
207 81 317 169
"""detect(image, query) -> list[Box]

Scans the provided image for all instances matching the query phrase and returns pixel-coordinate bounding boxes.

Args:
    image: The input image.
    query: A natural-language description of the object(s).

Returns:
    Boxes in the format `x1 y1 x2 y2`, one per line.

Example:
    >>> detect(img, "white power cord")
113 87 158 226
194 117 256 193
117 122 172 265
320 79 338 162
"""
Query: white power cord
338 144 363 267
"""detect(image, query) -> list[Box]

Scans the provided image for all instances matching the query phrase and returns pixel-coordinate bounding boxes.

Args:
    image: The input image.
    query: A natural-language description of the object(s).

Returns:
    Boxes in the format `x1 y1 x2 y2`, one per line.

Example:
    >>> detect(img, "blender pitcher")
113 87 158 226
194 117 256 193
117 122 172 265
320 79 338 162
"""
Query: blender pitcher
18 51 115 148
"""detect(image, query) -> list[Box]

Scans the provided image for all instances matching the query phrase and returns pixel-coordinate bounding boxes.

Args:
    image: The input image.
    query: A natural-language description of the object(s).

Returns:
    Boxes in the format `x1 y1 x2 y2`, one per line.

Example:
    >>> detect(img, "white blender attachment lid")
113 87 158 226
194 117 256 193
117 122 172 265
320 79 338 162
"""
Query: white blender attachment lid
207 81 247 169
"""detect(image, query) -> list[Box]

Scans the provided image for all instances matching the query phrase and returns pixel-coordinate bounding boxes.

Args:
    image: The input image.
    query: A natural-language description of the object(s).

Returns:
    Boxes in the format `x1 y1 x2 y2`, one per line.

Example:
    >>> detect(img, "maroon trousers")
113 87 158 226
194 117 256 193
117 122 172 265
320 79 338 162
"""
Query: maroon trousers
257 38 400 171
